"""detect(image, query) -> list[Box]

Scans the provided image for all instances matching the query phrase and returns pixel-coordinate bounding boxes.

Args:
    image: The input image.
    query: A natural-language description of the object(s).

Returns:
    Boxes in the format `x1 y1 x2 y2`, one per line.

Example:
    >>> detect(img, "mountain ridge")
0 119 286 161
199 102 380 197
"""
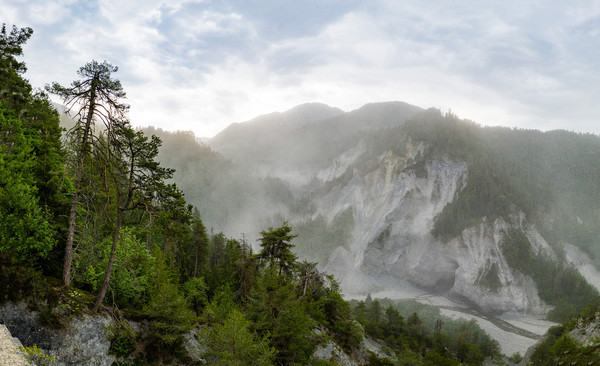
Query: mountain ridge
150 103 600 323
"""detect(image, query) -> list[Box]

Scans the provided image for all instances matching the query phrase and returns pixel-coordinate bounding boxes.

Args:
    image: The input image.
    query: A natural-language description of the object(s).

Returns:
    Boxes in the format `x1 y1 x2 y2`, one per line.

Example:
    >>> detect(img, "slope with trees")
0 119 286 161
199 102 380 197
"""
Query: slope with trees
0 23 378 366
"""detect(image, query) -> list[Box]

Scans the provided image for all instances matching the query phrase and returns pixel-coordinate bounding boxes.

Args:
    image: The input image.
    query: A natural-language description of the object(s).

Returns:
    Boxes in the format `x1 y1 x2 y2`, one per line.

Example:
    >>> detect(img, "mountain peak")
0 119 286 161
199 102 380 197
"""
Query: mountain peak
245 102 344 128
210 102 344 147
283 102 344 123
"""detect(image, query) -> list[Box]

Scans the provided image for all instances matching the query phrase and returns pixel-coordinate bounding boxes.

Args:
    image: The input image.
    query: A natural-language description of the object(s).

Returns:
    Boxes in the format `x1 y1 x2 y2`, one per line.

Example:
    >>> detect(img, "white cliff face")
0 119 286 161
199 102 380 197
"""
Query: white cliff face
316 141 366 183
316 143 555 314
564 243 600 293
447 218 552 315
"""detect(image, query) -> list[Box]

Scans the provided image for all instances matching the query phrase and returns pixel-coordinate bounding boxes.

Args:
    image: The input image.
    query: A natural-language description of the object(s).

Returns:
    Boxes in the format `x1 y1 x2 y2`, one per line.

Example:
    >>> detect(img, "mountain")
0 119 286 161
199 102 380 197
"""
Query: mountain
210 102 344 165
209 101 422 180
212 102 344 145
157 101 600 323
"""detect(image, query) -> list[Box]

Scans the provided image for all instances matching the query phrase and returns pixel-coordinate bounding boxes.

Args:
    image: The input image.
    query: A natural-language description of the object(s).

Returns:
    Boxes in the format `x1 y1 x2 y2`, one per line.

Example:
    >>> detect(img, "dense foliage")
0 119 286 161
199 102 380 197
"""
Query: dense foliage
500 229 600 321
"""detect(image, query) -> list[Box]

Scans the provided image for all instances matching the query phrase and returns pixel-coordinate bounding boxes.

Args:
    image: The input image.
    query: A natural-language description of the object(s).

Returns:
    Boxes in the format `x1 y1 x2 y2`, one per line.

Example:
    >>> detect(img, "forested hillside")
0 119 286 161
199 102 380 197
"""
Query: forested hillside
0 23 521 366
523 302 600 365
0 24 358 365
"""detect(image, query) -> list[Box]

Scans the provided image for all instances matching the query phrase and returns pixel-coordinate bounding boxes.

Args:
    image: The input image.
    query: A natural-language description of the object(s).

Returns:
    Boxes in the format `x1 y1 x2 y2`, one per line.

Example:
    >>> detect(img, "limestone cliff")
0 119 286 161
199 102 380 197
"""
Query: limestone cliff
313 142 557 314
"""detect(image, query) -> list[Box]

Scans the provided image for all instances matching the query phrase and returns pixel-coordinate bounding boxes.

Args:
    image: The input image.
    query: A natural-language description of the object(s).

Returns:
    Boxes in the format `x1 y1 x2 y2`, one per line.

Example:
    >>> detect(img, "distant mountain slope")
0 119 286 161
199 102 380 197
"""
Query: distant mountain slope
142 126 291 236
210 102 343 159
305 110 600 320
52 102 77 132
209 101 423 180
156 102 600 322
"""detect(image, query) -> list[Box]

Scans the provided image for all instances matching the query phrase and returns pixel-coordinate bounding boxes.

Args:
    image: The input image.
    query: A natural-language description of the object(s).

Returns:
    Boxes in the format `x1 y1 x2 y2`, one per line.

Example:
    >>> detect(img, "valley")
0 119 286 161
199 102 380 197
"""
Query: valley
3 9 600 363
151 101 600 355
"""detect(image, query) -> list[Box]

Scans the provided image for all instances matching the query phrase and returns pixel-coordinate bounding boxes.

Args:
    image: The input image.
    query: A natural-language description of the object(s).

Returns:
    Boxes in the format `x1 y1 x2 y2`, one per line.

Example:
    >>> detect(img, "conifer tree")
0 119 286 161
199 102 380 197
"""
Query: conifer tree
0 24 33 112
93 123 175 311
258 222 298 276
47 60 128 286
0 24 65 266
201 309 275 366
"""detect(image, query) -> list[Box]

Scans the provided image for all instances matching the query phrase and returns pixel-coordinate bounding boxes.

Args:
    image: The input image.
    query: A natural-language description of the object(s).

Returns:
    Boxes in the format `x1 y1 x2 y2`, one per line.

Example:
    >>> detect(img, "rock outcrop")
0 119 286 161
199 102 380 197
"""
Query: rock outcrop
0 324 28 366
0 302 115 366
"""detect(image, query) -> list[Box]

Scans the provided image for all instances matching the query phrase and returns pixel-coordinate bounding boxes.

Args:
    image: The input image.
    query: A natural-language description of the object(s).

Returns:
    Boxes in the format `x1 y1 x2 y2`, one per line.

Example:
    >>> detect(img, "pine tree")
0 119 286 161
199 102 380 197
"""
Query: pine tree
0 105 55 260
257 222 298 276
46 60 129 286
0 24 33 112
200 309 275 366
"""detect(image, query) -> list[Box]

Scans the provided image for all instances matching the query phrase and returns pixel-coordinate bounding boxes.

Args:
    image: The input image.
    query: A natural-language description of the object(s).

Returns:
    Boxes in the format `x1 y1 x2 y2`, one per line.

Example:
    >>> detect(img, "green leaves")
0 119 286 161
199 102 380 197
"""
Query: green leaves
258 222 298 277
200 309 276 366
0 24 33 73
0 104 56 260
183 277 208 315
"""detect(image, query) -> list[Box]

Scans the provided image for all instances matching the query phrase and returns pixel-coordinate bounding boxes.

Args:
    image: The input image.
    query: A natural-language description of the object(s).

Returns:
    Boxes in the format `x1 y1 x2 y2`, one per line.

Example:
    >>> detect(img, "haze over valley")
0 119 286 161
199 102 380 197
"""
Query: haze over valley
4 1 600 364
149 100 600 354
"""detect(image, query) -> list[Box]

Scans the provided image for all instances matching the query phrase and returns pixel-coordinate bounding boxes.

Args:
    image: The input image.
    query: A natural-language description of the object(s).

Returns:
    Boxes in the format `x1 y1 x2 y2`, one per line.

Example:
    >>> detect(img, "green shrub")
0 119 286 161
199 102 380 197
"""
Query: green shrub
19 345 55 365
108 323 137 357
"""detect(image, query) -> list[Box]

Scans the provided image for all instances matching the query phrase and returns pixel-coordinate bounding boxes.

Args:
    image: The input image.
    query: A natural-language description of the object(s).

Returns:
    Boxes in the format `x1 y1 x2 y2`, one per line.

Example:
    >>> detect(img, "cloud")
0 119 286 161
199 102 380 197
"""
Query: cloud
3 0 600 137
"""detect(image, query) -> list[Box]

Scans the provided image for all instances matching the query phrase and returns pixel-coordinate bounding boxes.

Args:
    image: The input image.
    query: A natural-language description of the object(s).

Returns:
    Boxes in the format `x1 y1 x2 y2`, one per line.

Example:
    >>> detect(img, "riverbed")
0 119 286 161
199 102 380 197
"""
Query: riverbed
350 287 555 356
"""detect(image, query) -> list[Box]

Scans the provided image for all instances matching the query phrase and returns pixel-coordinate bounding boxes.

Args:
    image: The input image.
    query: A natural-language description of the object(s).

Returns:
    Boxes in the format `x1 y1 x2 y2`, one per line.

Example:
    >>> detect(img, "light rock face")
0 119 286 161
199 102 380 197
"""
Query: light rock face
564 243 600 293
569 312 600 347
311 326 395 366
0 324 28 366
313 143 556 314
312 340 359 366
0 302 116 366
446 218 553 315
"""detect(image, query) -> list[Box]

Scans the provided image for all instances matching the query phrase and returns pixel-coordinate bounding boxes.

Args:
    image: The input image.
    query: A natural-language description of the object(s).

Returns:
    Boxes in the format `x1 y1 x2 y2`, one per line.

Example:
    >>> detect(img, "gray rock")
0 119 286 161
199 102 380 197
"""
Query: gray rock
312 339 358 366
0 302 116 366
183 326 207 363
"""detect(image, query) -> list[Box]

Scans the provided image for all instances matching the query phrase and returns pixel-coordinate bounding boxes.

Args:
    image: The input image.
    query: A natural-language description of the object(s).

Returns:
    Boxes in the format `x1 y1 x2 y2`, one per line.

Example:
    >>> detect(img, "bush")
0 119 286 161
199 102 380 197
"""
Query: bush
108 323 137 357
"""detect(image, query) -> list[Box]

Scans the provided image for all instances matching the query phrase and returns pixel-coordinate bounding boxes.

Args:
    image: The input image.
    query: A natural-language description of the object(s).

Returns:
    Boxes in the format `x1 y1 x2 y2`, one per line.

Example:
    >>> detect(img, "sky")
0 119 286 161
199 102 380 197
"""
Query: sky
2 0 600 138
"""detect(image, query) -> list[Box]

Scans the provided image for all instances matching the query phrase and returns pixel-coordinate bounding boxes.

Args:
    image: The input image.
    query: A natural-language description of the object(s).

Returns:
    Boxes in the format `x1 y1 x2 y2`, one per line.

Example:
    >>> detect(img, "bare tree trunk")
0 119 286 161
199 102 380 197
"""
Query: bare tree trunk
63 100 95 287
93 207 122 312
193 243 198 278
63 188 79 286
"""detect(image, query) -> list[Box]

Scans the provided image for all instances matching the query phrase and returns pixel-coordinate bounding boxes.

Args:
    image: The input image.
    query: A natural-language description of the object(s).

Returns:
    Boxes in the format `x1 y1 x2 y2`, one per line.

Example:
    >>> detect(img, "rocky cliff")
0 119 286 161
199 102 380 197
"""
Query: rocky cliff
197 102 600 318
0 302 391 366
312 141 555 314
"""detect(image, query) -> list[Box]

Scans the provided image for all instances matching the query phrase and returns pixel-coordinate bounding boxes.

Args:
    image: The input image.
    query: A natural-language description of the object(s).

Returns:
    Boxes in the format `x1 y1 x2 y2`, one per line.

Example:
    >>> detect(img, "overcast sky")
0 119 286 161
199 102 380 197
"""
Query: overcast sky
3 1 600 137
